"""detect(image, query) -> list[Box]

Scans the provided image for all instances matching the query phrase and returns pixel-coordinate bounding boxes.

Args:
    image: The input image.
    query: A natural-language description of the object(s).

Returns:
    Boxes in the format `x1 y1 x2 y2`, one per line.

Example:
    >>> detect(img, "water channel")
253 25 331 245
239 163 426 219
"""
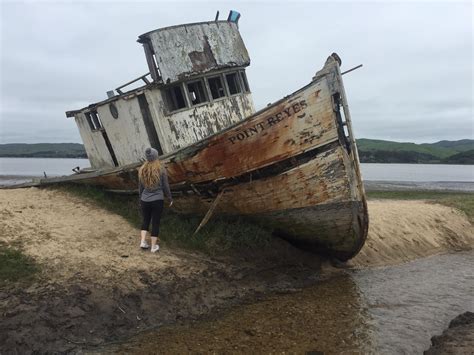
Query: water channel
107 251 473 353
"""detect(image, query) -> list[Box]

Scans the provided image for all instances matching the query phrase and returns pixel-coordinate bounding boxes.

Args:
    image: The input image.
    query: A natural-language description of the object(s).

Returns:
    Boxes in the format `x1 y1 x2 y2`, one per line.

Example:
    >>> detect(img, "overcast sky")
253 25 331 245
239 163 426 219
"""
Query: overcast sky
0 0 472 144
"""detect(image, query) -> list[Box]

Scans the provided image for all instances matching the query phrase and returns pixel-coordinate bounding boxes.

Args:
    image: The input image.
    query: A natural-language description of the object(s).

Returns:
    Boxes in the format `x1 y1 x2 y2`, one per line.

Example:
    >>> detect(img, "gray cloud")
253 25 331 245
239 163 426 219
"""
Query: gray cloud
1 1 472 144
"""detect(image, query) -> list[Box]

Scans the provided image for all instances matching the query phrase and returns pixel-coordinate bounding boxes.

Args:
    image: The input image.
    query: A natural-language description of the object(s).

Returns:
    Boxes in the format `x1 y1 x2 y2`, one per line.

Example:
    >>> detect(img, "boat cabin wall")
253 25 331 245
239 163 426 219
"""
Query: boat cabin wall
145 86 255 153
75 80 254 168
95 97 154 164
74 97 154 169
74 112 117 169
141 21 250 83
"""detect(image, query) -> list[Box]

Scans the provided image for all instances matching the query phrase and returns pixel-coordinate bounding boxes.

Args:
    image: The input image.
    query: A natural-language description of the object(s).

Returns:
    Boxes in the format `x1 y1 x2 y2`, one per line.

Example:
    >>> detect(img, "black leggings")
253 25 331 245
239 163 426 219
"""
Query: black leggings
140 200 164 237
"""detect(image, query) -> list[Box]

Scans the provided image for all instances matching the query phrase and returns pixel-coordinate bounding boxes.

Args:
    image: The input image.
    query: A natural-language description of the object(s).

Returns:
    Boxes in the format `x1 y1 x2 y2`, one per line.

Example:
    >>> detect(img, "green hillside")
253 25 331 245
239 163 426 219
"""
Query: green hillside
357 139 474 164
428 139 474 152
0 143 86 158
0 140 472 163
442 149 474 164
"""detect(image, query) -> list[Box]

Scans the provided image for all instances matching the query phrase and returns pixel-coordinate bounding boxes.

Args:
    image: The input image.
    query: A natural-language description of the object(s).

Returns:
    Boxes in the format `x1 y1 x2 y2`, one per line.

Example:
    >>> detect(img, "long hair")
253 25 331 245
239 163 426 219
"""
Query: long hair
138 160 161 188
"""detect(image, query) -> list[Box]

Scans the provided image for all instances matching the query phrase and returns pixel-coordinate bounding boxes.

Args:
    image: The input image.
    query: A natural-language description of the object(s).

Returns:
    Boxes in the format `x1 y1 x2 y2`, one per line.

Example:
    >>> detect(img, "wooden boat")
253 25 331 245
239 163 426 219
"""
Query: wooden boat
4 13 368 260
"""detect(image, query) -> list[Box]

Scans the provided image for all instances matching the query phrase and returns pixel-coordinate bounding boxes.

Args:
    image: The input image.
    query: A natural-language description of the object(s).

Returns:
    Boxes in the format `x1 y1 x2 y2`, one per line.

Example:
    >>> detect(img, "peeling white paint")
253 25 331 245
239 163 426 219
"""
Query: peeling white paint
74 112 115 169
144 22 250 83
96 97 151 165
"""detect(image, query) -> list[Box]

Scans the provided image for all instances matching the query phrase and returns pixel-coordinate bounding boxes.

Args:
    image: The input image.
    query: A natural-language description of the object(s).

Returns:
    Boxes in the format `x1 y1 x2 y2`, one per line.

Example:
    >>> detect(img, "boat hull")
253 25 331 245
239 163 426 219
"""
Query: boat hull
8 56 369 260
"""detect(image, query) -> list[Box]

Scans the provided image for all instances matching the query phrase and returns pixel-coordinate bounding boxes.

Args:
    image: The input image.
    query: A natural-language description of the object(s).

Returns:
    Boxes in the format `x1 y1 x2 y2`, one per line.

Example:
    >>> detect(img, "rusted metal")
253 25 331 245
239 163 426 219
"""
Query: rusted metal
29 56 369 259
115 73 152 95
341 64 363 76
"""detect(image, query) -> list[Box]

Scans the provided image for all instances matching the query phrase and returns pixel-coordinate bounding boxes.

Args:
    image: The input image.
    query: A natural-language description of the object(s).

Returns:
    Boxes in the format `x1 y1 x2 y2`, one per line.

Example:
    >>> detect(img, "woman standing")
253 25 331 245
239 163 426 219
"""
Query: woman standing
138 147 173 253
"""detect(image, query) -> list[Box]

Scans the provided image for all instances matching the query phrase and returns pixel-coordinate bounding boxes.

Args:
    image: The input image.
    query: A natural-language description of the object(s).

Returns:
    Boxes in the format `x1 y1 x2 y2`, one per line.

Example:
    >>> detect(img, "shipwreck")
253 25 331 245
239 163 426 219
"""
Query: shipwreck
16 12 369 260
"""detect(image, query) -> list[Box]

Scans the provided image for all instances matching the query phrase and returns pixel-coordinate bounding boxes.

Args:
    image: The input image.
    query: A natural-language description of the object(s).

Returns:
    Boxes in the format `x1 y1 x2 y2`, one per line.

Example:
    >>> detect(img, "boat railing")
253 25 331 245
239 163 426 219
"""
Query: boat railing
114 72 153 95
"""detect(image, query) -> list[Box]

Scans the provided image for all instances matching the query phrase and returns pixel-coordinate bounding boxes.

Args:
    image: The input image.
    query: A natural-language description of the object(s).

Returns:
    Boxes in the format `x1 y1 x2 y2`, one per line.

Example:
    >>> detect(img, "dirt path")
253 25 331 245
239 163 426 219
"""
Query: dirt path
0 188 473 352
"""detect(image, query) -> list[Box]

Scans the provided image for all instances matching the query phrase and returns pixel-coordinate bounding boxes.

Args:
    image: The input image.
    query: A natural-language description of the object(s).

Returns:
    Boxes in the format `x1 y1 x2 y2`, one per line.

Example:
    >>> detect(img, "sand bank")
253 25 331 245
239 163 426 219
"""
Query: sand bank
350 199 474 267
1 188 472 277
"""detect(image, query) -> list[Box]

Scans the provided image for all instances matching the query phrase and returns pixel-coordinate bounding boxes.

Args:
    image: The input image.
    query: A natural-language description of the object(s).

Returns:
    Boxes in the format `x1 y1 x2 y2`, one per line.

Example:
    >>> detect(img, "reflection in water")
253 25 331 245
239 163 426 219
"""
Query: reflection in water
352 251 474 353
112 275 373 353
107 252 474 353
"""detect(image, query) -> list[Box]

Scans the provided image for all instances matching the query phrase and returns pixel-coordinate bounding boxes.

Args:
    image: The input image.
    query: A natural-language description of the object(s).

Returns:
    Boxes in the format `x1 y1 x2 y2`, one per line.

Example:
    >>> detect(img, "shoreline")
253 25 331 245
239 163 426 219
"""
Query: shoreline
0 187 473 352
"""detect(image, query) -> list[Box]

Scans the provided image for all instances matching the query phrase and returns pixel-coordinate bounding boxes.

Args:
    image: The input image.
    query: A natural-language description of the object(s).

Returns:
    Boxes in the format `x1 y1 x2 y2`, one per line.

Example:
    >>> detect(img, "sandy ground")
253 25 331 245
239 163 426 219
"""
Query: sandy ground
350 200 474 267
0 188 473 352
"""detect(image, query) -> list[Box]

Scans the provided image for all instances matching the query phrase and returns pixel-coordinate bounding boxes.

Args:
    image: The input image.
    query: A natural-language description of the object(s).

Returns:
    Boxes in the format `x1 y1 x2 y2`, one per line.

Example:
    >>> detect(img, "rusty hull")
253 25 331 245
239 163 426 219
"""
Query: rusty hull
28 56 368 260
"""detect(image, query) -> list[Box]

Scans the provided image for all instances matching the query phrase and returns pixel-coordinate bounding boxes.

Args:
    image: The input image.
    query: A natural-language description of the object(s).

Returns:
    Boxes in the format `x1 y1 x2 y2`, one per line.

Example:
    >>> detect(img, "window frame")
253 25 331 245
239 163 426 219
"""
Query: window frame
239 70 250 93
224 72 243 96
206 74 227 101
186 79 209 106
162 68 250 115
85 110 103 131
164 83 188 113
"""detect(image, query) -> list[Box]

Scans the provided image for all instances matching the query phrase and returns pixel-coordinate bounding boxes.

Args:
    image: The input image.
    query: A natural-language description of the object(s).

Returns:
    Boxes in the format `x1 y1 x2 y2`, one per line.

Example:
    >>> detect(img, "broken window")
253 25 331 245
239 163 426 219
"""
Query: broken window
85 112 95 131
226 72 242 95
240 71 250 92
165 84 187 112
207 76 226 100
90 111 103 130
85 111 102 131
187 80 208 105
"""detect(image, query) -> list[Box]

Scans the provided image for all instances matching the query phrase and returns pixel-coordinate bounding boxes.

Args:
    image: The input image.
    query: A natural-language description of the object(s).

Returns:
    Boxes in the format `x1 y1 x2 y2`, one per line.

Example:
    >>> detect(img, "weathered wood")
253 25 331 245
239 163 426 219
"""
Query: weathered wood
25 54 368 260
193 189 225 235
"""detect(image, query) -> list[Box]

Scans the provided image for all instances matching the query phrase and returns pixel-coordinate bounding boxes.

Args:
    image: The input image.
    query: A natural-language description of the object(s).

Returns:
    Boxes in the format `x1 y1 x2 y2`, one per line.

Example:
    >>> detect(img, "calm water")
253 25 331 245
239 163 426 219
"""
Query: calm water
0 157 90 186
0 158 473 189
360 163 474 182
109 251 474 354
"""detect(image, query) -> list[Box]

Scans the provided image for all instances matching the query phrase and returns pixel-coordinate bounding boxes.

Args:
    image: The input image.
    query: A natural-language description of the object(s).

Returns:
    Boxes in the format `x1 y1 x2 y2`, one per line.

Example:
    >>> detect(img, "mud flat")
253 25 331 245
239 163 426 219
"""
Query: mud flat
425 312 474 354
0 188 473 352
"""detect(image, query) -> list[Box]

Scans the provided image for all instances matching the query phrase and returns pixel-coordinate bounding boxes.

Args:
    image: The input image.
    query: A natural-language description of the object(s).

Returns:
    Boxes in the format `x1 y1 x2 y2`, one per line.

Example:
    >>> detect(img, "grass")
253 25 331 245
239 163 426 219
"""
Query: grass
367 190 474 222
52 185 473 254
54 184 273 255
0 244 39 286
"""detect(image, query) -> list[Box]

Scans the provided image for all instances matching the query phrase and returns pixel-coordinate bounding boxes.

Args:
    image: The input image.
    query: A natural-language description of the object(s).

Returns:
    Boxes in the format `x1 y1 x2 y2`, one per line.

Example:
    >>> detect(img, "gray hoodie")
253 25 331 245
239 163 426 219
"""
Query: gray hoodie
139 170 172 202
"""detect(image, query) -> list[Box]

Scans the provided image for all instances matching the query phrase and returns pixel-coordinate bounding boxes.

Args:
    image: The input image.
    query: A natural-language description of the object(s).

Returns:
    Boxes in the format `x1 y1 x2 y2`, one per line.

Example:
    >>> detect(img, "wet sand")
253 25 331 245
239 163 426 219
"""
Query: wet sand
0 187 473 352
425 312 474 354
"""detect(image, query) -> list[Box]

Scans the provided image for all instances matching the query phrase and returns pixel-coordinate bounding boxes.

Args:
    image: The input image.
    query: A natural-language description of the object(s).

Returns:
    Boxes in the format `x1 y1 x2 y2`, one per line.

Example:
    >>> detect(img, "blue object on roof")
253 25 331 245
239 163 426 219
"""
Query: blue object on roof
227 10 241 23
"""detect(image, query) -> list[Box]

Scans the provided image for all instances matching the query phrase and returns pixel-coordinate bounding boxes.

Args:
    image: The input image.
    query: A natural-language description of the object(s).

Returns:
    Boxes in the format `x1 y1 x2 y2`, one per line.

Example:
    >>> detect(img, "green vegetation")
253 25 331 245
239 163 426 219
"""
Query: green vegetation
0 143 86 158
442 150 474 164
0 244 39 286
367 190 474 222
55 185 273 255
2 140 472 163
357 139 474 164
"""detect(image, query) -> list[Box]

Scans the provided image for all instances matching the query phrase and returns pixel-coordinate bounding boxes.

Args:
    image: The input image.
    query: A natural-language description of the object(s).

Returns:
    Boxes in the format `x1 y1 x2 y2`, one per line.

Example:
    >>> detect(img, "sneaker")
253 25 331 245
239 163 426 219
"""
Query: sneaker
150 245 160 253
140 241 149 249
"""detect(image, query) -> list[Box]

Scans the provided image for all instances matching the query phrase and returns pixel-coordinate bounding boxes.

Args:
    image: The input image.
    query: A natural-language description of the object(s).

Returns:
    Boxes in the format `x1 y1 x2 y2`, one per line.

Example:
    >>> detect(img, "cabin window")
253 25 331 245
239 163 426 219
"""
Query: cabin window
85 113 95 130
207 76 226 100
240 71 250 92
91 111 103 129
165 84 187 112
85 111 102 131
226 72 242 95
187 80 208 105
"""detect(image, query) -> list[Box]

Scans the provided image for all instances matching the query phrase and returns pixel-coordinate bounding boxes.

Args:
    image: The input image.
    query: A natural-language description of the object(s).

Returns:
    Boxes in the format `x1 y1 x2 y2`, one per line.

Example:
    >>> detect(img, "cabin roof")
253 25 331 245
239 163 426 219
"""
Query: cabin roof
137 20 230 42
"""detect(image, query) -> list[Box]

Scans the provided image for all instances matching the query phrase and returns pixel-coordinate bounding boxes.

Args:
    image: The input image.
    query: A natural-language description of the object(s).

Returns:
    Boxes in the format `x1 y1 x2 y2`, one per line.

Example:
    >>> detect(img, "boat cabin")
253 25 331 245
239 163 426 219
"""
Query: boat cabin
66 12 255 169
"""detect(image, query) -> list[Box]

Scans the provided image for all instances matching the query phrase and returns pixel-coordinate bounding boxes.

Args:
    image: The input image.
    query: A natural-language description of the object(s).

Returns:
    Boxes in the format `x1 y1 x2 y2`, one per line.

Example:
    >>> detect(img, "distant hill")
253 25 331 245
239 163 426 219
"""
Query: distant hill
1 140 472 164
357 139 474 164
442 149 474 164
428 139 474 152
0 143 87 158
